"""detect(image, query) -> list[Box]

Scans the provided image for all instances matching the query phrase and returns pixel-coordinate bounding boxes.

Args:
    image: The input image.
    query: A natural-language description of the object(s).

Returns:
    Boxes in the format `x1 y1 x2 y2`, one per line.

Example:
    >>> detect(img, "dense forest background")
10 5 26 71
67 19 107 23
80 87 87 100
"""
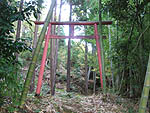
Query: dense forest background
0 0 150 112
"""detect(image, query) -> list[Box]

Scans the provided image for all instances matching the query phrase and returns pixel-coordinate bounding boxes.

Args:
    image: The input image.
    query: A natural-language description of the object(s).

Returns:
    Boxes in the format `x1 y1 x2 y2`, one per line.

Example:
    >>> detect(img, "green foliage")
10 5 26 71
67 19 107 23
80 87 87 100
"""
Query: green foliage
0 0 39 62
58 74 67 81
0 0 39 35
0 36 31 62
70 0 150 97
0 59 23 107
104 0 150 97
70 41 85 68
0 0 40 108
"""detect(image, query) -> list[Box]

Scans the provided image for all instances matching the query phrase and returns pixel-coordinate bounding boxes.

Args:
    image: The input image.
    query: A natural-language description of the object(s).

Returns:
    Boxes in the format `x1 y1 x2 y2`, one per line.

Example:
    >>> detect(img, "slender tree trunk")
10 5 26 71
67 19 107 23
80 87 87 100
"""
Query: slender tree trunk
116 20 120 90
16 0 24 39
16 0 23 39
49 0 62 95
119 68 125 92
85 41 88 94
55 0 62 71
16 0 24 60
93 72 96 94
92 44 96 94
50 2 57 96
99 0 106 92
33 15 40 52
67 1 72 92
139 54 150 113
129 68 133 97
67 40 71 91
108 11 114 92
20 0 56 107
30 13 41 93
50 38 56 95
87 67 91 81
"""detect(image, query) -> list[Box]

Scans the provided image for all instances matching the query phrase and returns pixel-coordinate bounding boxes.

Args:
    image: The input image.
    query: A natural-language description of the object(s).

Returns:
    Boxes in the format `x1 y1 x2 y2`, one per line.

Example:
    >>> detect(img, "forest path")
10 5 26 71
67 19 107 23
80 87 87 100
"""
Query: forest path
25 88 138 113
18 61 140 113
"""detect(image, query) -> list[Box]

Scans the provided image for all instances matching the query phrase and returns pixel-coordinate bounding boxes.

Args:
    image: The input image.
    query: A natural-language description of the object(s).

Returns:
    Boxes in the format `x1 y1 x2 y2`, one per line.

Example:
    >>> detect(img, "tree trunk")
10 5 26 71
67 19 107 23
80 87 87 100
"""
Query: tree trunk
129 68 133 97
20 0 56 107
55 0 62 72
66 1 72 92
115 20 120 91
139 54 150 113
50 38 56 95
33 15 40 52
92 44 96 94
16 0 24 60
50 2 57 96
85 41 88 94
99 0 106 92
108 11 114 92
16 0 24 39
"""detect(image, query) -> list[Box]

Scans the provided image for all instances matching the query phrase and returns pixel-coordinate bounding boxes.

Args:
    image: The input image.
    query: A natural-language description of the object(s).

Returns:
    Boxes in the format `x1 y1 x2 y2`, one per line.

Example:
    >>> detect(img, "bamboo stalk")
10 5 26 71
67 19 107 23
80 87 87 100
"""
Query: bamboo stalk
20 0 56 107
139 54 150 113
30 4 42 93
99 0 106 92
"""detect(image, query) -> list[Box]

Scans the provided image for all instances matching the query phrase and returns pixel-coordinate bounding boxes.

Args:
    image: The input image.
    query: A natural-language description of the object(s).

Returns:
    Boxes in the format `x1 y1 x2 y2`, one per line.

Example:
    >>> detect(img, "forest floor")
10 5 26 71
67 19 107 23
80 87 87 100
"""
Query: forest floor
16 74 139 113
0 60 145 113
19 63 140 113
0 80 141 113
23 86 139 113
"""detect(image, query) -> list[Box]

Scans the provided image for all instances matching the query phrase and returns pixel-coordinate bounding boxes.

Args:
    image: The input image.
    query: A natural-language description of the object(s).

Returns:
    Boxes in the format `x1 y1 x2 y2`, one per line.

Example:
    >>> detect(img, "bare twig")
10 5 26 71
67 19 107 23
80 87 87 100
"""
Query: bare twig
132 25 150 53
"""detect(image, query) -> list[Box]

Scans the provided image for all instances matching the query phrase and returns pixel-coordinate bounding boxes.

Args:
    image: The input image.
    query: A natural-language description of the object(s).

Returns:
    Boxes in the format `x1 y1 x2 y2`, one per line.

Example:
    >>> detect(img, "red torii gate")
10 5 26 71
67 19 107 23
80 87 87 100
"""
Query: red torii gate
34 21 112 95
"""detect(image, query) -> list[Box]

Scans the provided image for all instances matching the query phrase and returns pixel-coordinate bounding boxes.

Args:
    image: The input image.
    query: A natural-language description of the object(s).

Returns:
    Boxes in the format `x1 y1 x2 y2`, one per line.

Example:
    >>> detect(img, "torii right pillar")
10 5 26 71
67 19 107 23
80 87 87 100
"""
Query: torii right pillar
94 23 103 88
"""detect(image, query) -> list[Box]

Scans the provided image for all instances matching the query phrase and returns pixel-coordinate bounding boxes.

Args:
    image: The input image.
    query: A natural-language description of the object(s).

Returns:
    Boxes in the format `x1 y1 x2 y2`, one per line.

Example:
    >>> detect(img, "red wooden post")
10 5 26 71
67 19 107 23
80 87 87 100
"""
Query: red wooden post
94 24 103 88
35 24 52 95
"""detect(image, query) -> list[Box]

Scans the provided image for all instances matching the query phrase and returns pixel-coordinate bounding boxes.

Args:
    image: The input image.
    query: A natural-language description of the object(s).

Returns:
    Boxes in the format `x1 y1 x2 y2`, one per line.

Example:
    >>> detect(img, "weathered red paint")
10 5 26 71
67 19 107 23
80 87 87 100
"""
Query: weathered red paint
94 24 103 88
34 21 112 25
36 24 51 95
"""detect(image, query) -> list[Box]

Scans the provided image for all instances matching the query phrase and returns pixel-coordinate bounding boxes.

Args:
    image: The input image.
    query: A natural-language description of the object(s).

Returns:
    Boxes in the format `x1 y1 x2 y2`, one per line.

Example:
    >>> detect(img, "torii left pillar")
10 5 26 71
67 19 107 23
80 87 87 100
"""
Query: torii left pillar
35 23 51 96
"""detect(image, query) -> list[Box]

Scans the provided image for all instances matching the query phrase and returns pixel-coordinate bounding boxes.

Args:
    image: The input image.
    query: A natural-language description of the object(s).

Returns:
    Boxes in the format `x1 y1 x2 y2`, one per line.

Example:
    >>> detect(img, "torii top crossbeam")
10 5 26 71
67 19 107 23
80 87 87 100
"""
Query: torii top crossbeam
34 21 112 39
34 21 112 25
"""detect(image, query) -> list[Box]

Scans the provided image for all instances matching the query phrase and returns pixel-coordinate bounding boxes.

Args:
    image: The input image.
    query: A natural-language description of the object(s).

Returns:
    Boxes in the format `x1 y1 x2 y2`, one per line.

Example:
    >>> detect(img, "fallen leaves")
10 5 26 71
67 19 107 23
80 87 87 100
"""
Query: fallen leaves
25 90 139 113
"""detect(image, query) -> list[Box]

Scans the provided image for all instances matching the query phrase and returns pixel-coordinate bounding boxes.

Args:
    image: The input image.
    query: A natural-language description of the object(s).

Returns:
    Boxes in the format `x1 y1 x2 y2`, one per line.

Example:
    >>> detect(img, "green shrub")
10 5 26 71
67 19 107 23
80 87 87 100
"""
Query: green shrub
0 59 23 107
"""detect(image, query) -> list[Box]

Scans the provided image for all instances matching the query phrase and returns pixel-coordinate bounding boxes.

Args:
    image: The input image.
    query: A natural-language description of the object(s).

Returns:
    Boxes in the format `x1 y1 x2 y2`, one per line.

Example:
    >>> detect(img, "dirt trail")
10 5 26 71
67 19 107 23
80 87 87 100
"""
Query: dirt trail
25 89 138 113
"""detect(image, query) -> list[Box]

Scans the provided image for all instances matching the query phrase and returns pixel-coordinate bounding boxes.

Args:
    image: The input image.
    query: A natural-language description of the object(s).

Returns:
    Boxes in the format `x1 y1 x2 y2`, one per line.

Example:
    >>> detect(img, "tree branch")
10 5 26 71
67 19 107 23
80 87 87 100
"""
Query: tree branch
132 25 150 53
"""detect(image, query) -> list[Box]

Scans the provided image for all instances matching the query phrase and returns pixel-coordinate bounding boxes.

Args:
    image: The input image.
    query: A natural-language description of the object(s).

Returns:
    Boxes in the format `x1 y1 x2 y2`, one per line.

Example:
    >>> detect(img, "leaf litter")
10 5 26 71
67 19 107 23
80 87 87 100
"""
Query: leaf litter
25 89 139 113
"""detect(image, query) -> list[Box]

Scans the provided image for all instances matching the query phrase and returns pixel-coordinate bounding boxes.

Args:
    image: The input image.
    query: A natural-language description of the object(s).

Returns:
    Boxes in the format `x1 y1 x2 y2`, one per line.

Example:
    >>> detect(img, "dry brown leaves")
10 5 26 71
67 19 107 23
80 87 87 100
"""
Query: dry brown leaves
25 91 138 113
